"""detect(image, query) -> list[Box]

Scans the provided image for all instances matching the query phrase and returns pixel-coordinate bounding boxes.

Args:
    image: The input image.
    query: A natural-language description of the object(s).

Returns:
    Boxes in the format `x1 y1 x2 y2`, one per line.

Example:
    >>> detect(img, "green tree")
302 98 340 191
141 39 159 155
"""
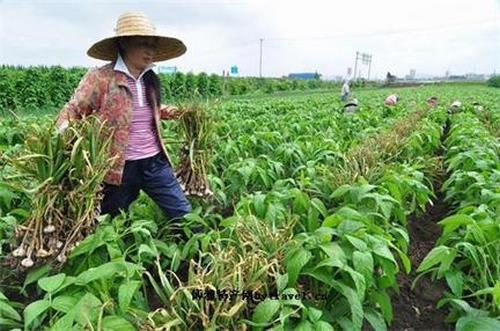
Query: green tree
208 74 222 96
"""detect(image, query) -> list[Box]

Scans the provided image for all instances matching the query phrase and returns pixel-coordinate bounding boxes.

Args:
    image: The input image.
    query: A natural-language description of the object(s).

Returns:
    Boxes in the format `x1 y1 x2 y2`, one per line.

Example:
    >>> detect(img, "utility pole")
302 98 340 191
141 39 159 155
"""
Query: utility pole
353 51 359 80
259 38 263 78
367 55 372 80
354 51 372 80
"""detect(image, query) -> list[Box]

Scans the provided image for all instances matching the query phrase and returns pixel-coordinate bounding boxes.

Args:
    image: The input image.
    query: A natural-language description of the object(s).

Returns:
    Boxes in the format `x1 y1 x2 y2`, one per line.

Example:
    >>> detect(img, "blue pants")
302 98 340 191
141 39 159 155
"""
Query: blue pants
100 152 192 219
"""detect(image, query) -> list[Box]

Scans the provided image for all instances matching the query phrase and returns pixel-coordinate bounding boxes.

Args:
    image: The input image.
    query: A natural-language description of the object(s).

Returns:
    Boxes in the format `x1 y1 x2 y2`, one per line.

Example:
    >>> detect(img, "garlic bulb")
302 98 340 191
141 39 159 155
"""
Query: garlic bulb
56 254 66 263
36 249 51 258
12 246 26 257
43 225 56 234
21 257 34 267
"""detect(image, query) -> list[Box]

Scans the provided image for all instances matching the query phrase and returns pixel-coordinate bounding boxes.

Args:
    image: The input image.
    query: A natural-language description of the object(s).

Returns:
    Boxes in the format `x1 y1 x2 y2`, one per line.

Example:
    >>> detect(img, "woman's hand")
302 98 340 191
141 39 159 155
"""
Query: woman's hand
160 104 177 119
160 104 183 120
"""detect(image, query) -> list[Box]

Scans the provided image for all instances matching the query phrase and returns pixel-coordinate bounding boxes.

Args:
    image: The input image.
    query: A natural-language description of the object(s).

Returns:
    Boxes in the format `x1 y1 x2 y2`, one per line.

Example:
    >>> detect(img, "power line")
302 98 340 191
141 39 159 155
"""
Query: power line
259 38 263 77
195 39 255 55
178 18 497 56
263 19 498 42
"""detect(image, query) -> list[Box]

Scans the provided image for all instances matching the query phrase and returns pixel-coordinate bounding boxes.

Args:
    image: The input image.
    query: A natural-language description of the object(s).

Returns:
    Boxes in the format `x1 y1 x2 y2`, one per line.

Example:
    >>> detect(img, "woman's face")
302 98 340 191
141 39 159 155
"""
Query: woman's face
120 36 158 71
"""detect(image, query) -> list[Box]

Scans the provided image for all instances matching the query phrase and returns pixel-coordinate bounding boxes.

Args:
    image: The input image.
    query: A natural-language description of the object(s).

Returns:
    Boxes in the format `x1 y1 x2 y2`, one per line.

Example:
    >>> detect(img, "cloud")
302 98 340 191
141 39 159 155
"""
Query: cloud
0 0 498 78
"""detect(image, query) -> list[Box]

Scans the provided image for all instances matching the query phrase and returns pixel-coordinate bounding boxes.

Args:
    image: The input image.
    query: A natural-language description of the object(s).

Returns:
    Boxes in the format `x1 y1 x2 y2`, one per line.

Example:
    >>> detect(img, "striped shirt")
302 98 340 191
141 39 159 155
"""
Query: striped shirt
384 94 398 106
114 53 162 161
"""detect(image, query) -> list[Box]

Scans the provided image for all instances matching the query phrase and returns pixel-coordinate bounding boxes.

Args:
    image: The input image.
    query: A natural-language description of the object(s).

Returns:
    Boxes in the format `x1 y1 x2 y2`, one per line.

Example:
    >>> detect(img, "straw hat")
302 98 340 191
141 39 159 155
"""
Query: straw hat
87 11 186 62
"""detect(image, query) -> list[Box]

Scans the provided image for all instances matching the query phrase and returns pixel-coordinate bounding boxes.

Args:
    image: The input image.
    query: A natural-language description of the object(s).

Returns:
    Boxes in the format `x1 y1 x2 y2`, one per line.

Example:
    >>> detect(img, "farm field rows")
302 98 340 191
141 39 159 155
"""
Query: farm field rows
0 84 498 330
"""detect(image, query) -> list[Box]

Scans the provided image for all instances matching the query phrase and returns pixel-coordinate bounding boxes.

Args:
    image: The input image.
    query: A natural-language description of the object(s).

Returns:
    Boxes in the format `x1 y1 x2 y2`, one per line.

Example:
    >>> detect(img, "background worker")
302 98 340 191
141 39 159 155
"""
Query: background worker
341 79 350 102
384 93 399 106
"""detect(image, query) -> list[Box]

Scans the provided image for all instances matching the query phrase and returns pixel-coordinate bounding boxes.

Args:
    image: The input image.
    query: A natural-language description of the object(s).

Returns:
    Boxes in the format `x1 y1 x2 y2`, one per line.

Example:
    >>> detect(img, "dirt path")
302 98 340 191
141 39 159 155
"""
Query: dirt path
390 121 452 331
389 187 452 331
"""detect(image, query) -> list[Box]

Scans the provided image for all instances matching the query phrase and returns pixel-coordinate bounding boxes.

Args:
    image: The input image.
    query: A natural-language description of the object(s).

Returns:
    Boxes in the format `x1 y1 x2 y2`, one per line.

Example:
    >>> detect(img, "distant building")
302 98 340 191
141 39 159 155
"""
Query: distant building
288 72 321 79
465 73 486 80
448 75 467 80
405 69 416 80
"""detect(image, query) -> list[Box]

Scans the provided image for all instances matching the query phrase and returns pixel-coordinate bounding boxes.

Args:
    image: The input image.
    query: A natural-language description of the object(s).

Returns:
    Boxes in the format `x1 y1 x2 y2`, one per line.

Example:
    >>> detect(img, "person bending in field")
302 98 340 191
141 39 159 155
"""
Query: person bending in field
343 98 359 113
384 94 399 106
448 100 462 114
427 96 438 107
472 101 484 112
55 11 192 220
341 80 350 102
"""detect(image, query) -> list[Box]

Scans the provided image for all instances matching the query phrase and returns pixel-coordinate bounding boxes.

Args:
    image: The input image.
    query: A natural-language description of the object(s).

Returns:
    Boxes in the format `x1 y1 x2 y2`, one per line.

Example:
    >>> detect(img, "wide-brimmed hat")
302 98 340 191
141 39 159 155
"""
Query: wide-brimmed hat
87 11 186 62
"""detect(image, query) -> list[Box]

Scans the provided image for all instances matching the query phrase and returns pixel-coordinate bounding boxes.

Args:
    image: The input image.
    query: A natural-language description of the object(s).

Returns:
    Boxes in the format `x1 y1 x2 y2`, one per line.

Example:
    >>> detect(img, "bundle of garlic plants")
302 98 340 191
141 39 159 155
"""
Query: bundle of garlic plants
175 100 215 198
6 115 115 269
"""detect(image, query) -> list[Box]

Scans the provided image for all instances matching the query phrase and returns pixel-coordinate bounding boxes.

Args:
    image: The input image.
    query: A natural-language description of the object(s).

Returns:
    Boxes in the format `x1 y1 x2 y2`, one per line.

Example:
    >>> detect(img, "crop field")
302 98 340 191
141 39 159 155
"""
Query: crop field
0 84 499 330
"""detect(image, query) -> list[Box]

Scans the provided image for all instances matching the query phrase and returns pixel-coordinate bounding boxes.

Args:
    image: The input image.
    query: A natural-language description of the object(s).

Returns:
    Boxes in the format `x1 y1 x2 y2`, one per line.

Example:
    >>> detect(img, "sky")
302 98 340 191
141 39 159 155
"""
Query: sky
0 0 499 79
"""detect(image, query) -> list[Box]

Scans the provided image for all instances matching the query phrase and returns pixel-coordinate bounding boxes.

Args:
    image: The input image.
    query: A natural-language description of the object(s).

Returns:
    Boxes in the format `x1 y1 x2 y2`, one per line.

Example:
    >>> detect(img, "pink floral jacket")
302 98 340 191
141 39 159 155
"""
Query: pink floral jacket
55 62 178 185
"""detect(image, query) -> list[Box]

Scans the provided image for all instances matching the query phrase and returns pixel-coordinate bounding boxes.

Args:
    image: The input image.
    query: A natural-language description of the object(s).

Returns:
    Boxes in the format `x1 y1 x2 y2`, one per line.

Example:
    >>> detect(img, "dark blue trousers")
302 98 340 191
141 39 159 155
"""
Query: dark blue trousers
100 152 192 219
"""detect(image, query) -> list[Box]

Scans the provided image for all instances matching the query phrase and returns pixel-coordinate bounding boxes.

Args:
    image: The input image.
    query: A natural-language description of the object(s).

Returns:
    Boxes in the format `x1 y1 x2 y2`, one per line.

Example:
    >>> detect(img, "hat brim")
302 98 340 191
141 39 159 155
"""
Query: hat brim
87 34 186 62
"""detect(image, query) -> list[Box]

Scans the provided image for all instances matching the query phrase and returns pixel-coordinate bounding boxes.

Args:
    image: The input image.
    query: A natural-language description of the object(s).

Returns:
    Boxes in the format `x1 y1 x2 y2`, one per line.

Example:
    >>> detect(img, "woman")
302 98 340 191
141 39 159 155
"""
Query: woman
340 80 350 102
426 96 438 108
384 93 399 106
448 100 462 114
55 11 192 219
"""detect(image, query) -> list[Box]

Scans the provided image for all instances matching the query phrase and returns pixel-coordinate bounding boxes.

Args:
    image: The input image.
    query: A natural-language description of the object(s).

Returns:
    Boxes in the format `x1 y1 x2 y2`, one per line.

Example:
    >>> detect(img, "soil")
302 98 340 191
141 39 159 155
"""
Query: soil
145 260 191 311
389 120 453 331
216 205 234 218
389 188 453 331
